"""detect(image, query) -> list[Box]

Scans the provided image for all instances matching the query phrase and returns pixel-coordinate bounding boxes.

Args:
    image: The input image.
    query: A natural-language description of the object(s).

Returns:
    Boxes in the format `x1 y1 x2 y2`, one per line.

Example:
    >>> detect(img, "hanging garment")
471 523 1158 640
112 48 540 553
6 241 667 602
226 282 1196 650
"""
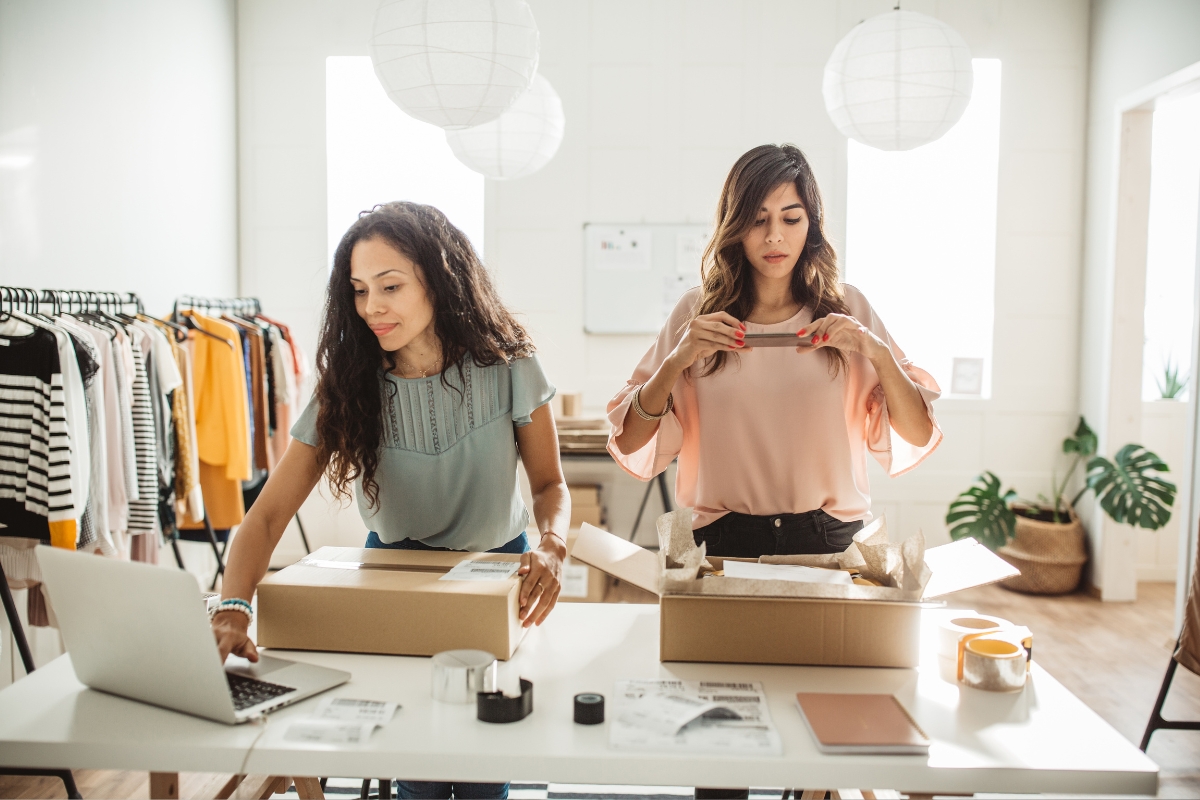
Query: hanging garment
110 325 140 509
0 321 77 547
126 331 160 539
171 338 204 522
179 312 250 530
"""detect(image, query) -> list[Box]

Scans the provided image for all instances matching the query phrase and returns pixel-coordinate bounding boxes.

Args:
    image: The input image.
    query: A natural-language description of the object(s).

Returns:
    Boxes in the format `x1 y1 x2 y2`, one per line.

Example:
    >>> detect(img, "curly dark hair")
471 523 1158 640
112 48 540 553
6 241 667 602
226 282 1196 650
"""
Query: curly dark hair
695 143 850 376
314 201 534 507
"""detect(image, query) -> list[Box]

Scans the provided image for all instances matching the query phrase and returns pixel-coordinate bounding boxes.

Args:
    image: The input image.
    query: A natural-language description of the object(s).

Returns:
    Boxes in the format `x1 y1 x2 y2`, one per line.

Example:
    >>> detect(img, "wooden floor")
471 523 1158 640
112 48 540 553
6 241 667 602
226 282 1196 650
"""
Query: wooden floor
3 581 1198 799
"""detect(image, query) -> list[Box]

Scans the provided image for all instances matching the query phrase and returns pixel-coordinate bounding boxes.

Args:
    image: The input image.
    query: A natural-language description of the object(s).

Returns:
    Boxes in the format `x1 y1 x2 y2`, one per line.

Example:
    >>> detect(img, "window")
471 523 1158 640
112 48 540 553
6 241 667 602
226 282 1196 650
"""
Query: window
844 59 1002 398
1142 91 1200 401
325 56 484 267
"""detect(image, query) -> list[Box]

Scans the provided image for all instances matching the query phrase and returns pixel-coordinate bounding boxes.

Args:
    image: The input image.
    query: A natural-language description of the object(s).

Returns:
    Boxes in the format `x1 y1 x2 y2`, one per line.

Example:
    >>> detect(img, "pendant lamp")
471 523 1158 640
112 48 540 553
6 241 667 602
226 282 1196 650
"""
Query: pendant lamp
369 0 540 130
823 9 973 151
444 74 564 180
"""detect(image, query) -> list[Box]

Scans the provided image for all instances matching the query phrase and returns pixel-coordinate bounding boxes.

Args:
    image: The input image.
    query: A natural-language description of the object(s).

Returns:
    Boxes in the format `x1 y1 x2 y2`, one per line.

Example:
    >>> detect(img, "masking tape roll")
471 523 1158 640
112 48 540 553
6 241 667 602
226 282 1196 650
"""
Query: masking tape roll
960 637 1027 692
938 614 1012 658
432 649 497 704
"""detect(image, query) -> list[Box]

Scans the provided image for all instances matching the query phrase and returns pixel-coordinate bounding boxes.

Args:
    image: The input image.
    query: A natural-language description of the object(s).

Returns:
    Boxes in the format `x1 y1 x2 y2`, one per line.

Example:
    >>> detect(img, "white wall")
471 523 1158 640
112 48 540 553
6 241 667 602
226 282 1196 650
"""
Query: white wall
0 0 238 313
1079 0 1200 598
238 0 1091 549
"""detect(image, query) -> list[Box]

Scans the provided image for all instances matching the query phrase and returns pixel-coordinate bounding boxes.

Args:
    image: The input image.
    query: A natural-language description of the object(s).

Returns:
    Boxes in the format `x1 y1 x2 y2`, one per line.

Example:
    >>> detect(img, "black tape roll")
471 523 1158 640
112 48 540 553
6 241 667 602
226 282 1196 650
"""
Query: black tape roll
477 678 534 723
574 692 604 724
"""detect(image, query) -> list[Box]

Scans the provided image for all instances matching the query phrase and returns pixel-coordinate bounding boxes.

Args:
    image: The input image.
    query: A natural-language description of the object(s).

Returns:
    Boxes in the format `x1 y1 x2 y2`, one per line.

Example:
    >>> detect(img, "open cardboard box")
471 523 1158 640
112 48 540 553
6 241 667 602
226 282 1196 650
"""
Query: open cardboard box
569 512 1018 668
258 546 527 659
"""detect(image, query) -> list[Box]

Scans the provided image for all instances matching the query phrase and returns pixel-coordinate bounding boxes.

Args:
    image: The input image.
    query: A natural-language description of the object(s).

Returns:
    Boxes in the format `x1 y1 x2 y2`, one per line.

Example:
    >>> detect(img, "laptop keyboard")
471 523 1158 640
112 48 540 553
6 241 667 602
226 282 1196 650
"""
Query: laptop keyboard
226 672 296 711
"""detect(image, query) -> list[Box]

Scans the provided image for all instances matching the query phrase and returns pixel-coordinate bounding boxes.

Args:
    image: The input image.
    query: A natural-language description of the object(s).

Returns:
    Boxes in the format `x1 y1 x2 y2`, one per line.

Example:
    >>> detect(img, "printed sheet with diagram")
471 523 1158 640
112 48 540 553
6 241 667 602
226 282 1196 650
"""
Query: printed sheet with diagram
610 679 782 755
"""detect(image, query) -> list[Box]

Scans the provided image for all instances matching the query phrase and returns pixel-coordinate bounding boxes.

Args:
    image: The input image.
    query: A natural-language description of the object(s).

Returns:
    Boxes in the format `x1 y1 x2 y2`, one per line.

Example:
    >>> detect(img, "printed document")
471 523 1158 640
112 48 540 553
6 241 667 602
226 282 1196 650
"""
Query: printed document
440 560 521 581
610 680 782 754
722 560 853 586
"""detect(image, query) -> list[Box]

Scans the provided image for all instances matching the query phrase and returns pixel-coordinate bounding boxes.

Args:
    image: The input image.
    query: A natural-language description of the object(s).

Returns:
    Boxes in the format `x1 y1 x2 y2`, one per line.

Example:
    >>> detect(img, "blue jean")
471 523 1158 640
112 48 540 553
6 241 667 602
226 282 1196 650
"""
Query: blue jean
364 531 524 800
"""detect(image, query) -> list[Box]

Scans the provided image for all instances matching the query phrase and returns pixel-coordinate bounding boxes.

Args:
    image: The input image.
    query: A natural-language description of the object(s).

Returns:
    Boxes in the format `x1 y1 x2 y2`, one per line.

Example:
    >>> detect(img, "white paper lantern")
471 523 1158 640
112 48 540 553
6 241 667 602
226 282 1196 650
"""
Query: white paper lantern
444 74 564 180
823 10 973 151
369 0 540 130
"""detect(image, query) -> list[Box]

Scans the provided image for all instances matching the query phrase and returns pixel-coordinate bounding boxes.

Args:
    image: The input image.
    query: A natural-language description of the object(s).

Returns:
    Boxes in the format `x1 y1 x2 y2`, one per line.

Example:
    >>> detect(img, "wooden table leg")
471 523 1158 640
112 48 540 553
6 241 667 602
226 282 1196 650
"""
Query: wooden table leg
230 775 286 799
149 772 179 799
293 776 325 799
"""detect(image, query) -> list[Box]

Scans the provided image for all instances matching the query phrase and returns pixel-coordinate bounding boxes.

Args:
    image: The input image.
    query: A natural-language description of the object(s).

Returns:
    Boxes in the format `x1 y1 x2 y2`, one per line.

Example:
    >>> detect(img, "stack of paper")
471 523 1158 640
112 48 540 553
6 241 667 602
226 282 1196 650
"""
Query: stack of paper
284 697 400 745
610 680 782 755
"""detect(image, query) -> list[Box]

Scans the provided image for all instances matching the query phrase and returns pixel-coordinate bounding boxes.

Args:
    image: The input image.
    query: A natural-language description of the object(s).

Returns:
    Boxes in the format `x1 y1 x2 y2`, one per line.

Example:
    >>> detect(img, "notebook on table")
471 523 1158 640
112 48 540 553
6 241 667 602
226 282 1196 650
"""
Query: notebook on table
795 693 930 755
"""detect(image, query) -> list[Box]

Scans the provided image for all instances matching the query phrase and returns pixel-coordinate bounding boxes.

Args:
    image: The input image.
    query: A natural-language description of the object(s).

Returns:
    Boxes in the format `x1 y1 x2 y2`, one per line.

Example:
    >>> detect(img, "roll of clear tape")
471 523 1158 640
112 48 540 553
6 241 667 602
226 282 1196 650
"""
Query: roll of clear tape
960 637 1027 692
937 614 1012 659
432 649 497 704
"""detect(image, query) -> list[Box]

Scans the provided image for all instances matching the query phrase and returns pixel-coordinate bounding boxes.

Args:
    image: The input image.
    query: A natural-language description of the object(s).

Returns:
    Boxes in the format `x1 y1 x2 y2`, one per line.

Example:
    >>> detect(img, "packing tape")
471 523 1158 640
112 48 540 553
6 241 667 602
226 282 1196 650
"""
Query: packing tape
955 626 1033 682
574 692 605 725
477 678 534 723
937 614 1012 658
960 637 1027 692
431 649 497 704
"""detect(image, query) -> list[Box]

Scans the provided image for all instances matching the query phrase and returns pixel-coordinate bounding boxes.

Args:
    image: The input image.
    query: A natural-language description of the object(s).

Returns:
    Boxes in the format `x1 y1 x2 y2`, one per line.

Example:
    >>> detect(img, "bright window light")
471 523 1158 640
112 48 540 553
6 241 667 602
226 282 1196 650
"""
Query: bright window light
844 59 1001 398
1142 91 1200 401
325 56 484 267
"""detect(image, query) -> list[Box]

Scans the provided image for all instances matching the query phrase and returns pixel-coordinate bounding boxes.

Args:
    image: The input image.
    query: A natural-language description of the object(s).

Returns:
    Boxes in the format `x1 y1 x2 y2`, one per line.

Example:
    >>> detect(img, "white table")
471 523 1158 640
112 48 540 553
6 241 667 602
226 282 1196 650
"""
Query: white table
0 604 1158 797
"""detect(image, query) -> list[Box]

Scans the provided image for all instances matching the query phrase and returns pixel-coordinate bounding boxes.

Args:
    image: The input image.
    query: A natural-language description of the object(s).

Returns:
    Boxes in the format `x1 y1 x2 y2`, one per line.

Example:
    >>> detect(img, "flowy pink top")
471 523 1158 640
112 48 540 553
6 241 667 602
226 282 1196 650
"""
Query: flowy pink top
607 285 943 528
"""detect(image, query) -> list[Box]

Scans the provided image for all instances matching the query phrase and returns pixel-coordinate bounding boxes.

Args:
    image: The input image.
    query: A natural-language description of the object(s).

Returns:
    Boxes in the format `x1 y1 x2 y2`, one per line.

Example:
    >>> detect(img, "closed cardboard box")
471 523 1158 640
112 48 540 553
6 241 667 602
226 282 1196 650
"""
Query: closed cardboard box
258 546 527 659
570 519 1017 668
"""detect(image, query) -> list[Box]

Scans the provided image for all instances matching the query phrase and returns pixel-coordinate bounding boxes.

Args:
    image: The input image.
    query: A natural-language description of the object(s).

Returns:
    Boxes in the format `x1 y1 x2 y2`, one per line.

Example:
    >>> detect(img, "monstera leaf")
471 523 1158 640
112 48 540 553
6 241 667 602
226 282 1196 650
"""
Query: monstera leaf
1062 416 1098 458
1086 445 1177 531
946 471 1018 551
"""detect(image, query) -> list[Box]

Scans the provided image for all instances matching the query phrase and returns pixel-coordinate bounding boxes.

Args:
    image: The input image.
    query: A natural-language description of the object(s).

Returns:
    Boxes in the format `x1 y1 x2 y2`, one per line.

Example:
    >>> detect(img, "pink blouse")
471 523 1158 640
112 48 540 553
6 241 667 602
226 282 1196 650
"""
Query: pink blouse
606 285 943 528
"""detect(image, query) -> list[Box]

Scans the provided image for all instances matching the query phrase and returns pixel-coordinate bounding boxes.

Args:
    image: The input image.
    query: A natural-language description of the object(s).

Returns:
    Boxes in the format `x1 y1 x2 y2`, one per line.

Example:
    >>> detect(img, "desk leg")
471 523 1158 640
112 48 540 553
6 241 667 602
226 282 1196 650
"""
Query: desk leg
293 776 325 798
149 772 179 799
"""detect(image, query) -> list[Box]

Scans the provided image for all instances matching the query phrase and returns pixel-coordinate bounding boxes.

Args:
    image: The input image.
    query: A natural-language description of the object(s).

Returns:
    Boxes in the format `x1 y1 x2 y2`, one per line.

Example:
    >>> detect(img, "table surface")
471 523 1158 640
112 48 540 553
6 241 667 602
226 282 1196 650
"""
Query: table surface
0 603 1158 795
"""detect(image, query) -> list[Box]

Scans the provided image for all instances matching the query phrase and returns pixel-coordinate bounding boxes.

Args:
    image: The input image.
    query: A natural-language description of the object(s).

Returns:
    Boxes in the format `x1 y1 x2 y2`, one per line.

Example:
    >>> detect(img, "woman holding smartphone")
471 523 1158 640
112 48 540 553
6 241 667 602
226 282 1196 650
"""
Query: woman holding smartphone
610 143 941 563
212 202 568 800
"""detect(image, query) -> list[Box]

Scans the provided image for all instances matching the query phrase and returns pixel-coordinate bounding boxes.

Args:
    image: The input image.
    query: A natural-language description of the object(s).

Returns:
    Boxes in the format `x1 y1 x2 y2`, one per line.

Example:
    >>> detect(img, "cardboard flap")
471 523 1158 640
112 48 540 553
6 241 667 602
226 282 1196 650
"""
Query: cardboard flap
570 523 661 596
921 538 1020 599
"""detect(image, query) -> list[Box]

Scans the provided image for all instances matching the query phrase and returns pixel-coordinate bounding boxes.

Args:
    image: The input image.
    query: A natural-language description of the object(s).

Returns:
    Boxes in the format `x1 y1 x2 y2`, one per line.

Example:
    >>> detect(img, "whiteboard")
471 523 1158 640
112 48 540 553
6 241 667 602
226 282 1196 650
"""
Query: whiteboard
584 224 710 334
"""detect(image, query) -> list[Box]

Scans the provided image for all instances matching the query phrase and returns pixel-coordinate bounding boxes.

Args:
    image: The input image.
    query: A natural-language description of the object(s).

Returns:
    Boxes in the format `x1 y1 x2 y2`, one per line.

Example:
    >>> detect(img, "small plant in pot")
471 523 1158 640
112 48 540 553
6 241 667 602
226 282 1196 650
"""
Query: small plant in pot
945 417 1177 594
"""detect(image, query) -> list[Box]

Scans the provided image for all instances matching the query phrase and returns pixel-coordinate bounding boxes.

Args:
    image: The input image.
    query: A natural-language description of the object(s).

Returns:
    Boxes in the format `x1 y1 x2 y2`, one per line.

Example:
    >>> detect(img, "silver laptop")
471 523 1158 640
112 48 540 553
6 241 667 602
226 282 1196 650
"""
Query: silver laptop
37 546 350 724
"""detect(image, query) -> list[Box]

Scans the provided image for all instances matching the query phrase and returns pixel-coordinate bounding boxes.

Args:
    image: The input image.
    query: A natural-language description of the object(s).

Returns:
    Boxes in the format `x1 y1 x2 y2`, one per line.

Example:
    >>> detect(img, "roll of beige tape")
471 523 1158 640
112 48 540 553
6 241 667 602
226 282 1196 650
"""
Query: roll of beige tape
961 637 1027 692
938 614 1011 659
432 649 497 704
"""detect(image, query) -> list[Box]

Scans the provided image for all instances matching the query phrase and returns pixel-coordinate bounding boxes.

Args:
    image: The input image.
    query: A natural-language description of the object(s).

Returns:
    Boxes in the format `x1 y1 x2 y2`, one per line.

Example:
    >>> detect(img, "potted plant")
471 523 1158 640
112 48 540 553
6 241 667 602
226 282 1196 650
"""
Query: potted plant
946 417 1177 594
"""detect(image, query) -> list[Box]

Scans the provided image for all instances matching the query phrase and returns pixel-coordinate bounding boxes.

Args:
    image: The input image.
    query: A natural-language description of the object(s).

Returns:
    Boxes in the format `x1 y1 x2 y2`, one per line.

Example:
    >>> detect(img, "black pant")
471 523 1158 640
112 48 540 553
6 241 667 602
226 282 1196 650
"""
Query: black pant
692 509 863 558
692 511 862 800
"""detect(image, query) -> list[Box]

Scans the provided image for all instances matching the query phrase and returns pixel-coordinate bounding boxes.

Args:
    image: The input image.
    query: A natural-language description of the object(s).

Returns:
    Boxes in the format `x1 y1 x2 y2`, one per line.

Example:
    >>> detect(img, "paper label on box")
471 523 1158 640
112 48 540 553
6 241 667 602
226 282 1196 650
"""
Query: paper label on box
439 560 521 581
313 697 398 724
560 559 589 598
284 719 376 744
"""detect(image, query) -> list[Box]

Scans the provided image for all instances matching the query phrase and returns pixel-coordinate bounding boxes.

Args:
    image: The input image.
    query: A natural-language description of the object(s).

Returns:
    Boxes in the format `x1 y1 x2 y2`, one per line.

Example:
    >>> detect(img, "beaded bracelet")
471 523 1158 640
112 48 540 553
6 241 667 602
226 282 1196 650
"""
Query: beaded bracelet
632 384 673 421
210 598 253 624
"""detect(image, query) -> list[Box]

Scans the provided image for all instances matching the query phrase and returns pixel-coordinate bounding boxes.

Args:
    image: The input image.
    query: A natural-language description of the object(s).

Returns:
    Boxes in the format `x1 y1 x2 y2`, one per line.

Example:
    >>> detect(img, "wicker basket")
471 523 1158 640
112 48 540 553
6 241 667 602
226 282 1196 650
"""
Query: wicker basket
997 506 1088 595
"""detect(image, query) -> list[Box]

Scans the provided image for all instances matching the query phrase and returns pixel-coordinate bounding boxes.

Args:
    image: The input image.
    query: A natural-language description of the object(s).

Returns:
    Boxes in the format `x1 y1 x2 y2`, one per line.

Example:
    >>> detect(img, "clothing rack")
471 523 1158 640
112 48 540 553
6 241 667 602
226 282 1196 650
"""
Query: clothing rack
0 287 144 316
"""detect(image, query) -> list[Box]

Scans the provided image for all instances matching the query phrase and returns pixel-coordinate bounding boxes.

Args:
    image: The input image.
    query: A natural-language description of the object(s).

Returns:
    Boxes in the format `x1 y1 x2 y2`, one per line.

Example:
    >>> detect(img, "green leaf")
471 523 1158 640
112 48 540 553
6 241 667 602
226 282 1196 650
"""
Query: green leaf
1062 416 1098 457
1085 445 1177 531
946 471 1018 551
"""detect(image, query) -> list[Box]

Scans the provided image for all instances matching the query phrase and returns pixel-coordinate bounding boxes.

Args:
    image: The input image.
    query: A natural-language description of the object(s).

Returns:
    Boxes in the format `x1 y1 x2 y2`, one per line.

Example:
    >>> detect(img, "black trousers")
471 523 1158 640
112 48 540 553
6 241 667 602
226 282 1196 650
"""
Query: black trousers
692 510 863 800
692 509 864 559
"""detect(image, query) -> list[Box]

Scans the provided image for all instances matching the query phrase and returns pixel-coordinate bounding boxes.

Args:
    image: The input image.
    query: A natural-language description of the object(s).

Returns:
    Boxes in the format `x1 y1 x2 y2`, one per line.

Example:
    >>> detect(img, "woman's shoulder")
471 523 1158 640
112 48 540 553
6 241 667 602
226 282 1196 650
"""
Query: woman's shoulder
665 287 703 327
840 283 874 316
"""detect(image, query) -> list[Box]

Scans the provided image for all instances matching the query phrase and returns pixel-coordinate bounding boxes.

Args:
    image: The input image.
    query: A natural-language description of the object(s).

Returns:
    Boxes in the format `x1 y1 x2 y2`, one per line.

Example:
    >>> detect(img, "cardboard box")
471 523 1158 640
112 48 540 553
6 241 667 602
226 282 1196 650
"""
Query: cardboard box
558 530 608 603
570 503 603 529
258 546 527 660
570 516 1017 669
568 484 601 506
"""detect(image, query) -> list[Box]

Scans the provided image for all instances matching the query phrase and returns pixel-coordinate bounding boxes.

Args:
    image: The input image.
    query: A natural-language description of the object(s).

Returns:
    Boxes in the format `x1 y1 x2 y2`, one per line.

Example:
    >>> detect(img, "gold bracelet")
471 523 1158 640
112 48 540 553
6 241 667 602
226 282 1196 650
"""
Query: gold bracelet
632 384 673 421
541 531 566 546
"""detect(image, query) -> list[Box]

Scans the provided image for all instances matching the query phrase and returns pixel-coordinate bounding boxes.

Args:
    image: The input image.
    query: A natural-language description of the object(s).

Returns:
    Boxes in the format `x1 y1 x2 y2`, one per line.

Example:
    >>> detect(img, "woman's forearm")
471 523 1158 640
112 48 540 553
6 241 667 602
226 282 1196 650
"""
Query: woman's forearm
870 349 934 447
613 357 683 455
532 479 570 542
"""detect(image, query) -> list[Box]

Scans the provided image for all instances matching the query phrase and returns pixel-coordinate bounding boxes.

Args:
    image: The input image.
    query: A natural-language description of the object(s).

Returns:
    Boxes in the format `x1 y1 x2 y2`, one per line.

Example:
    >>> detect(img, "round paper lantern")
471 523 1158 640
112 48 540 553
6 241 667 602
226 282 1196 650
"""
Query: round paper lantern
369 0 540 130
444 74 564 180
823 10 973 151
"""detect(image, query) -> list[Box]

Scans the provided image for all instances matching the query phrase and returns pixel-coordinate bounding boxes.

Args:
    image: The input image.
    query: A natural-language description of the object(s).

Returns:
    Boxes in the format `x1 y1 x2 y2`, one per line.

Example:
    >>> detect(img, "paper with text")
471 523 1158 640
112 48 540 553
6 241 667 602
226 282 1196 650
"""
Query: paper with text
439 560 521 581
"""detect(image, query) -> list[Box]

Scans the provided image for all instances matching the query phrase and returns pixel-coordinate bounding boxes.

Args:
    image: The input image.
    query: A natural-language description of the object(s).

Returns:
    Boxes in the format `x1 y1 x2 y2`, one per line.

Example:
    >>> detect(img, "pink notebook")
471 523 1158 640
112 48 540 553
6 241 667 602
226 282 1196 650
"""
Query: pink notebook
795 693 930 755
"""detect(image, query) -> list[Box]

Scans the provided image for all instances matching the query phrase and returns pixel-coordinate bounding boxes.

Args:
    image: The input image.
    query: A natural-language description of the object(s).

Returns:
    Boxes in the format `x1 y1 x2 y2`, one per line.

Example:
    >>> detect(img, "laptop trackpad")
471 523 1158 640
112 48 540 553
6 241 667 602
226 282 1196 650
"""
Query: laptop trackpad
225 654 293 679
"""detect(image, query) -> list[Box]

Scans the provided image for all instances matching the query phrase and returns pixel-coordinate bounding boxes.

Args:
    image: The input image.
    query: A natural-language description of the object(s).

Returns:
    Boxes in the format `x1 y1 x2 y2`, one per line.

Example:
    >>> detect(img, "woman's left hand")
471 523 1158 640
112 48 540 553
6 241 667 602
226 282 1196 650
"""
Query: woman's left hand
518 532 566 627
797 313 888 360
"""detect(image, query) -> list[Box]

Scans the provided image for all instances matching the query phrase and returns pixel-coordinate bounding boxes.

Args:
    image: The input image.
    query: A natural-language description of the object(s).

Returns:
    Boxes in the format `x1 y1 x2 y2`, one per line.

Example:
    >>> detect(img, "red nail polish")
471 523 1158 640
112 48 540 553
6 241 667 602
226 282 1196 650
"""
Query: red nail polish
735 330 744 339
811 334 819 344
823 333 830 342
739 322 746 331
798 328 806 335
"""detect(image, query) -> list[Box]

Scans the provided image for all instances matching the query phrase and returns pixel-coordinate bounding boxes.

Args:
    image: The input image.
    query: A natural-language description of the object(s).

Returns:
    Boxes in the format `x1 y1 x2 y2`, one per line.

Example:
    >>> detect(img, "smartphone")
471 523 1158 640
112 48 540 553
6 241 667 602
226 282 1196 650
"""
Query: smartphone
742 332 815 348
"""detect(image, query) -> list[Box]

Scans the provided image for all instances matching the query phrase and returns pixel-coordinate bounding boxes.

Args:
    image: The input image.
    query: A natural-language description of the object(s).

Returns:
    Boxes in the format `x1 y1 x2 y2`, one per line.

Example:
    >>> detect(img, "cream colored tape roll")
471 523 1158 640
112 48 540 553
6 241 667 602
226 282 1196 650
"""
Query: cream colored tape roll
961 637 1027 692
432 649 497 704
937 614 1011 658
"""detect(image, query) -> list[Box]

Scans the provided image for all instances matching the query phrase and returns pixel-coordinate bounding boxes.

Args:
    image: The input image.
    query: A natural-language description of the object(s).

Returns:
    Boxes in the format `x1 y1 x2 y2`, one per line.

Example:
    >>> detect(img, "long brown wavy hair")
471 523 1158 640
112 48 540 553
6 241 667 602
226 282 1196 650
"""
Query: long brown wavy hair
695 143 849 376
314 202 534 507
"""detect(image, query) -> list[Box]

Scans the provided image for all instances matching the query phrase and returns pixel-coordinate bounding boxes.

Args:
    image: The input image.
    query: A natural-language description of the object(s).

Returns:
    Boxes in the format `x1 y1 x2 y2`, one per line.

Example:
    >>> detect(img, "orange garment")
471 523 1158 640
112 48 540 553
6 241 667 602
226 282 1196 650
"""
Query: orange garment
180 312 251 529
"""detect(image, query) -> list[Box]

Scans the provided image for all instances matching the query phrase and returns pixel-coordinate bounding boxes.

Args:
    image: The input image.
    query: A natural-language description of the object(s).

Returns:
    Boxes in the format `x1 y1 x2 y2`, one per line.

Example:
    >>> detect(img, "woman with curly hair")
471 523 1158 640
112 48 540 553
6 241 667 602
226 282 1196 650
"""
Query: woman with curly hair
610 143 942 570
212 202 568 800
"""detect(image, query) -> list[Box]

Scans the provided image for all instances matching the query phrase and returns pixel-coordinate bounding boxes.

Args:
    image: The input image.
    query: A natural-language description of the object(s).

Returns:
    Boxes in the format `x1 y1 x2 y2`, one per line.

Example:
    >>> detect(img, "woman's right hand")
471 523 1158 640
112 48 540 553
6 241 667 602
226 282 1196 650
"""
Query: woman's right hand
666 311 747 373
212 610 259 663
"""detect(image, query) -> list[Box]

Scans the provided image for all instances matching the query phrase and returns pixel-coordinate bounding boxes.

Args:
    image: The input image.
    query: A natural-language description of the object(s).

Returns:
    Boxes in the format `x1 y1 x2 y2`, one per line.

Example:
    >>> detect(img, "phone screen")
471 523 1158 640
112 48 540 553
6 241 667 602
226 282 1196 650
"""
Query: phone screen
742 333 814 348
